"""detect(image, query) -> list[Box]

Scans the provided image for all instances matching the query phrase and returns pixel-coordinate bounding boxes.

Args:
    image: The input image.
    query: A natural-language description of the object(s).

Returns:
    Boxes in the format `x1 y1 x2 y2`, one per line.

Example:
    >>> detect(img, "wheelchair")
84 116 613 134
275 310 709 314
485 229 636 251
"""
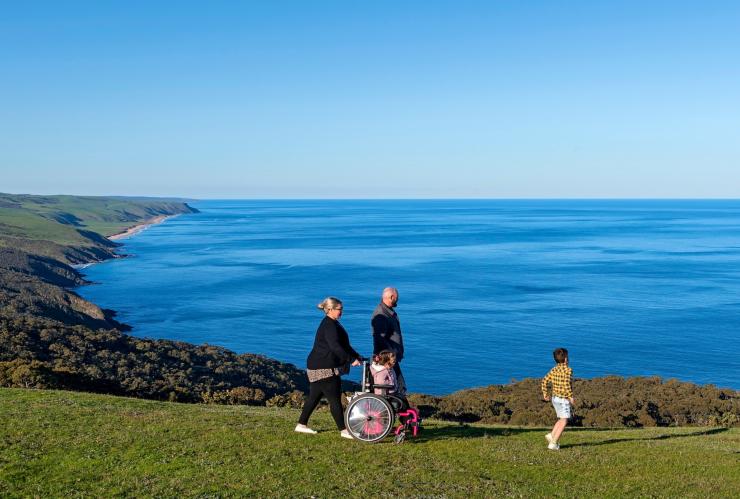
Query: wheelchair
343 359 421 443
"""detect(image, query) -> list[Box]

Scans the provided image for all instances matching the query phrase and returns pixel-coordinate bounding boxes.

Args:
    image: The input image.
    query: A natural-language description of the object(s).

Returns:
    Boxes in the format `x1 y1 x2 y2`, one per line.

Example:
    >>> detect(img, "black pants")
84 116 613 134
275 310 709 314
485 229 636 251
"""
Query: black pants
298 375 345 430
393 362 407 395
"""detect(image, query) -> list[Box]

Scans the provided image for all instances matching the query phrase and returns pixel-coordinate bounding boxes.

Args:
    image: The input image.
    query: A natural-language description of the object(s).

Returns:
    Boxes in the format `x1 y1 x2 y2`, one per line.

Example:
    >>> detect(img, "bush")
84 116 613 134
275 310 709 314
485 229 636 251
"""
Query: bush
266 390 306 409
0 313 308 404
0 359 58 389
202 387 267 405
406 376 740 428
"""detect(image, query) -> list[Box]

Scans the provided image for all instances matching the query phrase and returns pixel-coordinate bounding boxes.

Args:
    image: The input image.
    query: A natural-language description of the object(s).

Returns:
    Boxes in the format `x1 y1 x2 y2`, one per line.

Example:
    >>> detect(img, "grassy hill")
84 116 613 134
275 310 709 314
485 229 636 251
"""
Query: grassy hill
0 193 198 242
0 193 199 330
0 193 315 404
1 388 738 498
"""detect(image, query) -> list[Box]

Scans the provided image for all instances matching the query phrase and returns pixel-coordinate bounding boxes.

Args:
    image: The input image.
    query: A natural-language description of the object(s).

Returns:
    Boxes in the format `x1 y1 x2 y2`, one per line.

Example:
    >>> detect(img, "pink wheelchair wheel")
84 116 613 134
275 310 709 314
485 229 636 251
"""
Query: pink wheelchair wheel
344 394 395 442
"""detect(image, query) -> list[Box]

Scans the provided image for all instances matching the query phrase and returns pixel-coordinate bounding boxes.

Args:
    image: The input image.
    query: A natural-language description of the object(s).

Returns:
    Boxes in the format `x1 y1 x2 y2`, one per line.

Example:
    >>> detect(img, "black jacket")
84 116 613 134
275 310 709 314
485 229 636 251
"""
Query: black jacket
371 302 403 362
306 316 360 370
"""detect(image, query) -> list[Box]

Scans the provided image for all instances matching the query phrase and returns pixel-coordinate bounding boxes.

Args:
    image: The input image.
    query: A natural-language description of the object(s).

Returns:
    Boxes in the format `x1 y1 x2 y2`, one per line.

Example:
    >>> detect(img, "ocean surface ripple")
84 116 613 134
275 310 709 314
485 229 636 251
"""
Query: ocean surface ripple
78 200 740 394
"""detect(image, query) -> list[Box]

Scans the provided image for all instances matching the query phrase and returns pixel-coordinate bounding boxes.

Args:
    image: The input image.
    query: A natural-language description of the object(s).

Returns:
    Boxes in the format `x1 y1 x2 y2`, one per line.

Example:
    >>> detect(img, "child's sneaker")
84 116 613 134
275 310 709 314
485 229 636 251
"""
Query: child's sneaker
294 424 317 434
545 433 554 444
340 429 354 439
547 442 560 451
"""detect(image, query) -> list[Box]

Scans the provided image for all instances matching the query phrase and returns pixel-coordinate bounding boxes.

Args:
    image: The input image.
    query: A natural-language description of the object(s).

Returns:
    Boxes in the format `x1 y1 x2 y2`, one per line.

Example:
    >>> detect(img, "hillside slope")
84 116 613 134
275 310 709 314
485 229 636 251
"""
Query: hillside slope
0 193 199 329
1 388 738 498
0 193 198 243
0 194 312 403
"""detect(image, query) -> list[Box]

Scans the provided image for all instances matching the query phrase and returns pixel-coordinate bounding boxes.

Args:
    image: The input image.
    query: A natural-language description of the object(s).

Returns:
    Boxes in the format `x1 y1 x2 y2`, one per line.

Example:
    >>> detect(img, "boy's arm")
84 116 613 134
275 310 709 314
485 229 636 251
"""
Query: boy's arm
541 372 551 400
565 368 574 403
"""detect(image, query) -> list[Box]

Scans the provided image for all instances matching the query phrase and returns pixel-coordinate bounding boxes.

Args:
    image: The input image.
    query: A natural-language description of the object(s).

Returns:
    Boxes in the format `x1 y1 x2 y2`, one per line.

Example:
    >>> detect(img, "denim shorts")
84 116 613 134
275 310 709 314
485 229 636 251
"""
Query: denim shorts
552 396 572 419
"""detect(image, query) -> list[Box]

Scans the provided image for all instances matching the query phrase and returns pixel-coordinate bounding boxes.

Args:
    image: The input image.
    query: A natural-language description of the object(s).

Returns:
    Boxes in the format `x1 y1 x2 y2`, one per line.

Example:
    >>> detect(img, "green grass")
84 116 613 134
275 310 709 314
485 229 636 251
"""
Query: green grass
1 388 738 497
17 195 166 236
0 208 89 245
0 193 193 242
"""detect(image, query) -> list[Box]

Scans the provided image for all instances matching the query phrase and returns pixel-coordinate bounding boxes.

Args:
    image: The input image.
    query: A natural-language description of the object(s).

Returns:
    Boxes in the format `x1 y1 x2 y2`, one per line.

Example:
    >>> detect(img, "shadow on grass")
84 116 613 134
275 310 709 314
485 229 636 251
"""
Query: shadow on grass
414 424 541 442
410 422 646 443
563 427 728 448
402 423 730 446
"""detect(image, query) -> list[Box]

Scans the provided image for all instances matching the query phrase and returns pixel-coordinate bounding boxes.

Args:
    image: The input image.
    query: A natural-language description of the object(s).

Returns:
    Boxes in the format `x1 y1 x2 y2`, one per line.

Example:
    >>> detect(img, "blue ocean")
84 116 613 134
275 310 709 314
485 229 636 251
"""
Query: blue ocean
77 200 740 394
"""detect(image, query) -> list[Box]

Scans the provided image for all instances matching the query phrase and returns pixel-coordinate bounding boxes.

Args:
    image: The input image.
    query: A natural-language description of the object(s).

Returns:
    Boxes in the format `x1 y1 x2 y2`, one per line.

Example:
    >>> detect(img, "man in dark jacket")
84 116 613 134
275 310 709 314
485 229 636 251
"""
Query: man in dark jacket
371 287 406 395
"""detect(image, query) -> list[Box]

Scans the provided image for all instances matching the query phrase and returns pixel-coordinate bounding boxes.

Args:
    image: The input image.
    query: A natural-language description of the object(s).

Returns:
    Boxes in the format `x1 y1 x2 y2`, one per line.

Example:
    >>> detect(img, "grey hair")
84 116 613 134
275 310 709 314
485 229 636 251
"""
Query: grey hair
317 296 343 313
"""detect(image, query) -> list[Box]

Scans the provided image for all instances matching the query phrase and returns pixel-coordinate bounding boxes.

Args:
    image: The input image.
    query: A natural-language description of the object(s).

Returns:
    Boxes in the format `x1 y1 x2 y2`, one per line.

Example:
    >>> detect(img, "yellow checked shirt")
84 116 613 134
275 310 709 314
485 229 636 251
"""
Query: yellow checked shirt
541 363 573 399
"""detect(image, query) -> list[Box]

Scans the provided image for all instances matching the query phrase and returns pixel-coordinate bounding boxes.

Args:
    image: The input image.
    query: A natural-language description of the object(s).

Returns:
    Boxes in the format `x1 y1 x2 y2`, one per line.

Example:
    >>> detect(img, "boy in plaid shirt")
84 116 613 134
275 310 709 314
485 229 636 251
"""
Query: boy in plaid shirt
541 347 574 450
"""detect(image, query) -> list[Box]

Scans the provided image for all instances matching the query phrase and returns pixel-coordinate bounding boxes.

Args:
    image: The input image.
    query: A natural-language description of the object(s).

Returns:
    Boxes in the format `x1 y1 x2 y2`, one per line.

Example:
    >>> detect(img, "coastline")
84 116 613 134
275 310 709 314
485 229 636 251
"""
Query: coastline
108 214 177 241
0 194 198 333
74 213 184 327
2 195 737 425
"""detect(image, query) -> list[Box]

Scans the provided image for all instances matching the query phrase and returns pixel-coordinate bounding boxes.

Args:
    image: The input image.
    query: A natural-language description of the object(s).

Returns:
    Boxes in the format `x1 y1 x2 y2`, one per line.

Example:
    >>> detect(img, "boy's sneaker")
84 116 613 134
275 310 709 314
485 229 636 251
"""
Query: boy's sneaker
545 433 554 444
340 429 354 440
548 442 560 451
294 424 317 434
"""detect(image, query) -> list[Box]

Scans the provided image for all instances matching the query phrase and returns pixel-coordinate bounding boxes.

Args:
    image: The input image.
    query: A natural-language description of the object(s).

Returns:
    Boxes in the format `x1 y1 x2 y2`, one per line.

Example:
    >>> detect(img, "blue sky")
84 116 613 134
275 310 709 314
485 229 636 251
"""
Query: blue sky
1 1 739 198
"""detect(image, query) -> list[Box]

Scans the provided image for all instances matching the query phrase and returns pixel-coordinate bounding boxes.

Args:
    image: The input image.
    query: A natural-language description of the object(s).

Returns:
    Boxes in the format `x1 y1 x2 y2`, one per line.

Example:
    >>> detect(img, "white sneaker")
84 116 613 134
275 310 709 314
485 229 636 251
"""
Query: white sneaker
548 442 560 451
545 433 554 444
294 424 317 434
340 429 354 440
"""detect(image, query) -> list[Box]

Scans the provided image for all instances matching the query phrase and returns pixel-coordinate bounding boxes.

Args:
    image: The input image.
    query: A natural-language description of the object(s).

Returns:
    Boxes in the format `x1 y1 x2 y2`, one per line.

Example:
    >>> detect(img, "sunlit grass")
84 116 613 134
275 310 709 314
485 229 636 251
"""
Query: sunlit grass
1 388 738 497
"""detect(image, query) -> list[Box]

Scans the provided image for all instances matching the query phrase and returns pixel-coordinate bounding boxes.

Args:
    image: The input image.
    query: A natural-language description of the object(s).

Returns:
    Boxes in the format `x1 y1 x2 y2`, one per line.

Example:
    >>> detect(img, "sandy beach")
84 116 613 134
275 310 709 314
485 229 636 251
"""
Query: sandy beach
108 215 176 241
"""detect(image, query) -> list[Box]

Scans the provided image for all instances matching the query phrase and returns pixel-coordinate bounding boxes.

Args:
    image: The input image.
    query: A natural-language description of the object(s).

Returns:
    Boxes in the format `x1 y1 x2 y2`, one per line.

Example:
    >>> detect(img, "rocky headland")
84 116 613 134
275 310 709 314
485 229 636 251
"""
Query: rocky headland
0 193 309 403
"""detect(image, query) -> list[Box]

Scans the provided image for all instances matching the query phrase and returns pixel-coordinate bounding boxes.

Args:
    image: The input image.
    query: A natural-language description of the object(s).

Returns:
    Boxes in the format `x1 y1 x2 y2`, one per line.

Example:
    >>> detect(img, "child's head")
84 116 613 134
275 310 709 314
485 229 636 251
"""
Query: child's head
553 347 568 364
375 350 396 367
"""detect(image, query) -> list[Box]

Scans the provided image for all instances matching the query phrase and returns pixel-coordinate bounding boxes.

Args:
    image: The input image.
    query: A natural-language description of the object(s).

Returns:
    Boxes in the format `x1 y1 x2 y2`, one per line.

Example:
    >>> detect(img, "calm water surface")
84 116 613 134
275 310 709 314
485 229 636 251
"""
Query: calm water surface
78 200 740 394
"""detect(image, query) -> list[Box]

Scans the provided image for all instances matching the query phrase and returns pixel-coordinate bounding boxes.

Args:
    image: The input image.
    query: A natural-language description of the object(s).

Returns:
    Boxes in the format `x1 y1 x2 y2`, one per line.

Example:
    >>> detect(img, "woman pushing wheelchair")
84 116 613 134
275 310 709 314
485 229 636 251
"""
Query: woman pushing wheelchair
295 297 361 439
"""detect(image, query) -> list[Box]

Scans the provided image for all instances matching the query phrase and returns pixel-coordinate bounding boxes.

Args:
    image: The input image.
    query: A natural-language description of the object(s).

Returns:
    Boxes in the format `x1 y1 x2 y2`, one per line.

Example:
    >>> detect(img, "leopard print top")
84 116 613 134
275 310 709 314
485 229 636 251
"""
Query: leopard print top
306 368 340 383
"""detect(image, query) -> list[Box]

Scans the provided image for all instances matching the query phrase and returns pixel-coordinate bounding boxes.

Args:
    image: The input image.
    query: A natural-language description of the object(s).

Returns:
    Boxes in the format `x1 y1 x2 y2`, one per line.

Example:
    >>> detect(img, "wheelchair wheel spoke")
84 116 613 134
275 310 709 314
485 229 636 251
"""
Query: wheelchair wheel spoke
344 395 395 442
349 418 366 434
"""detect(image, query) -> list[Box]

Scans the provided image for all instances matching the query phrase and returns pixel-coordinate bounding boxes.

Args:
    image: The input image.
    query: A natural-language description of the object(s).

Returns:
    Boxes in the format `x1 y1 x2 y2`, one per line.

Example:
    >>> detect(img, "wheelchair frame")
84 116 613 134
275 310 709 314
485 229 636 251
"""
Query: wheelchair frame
343 359 421 443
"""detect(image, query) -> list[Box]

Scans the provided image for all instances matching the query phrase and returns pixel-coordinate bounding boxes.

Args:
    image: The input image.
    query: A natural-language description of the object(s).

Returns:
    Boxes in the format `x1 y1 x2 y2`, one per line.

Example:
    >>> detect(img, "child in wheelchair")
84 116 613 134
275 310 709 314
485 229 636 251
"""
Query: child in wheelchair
344 352 421 443
371 350 408 410
371 351 399 394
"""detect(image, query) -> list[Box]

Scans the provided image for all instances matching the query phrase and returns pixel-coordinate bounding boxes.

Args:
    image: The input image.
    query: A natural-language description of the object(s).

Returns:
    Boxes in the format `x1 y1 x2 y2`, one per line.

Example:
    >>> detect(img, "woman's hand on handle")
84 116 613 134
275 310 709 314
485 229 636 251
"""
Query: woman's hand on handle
351 359 361 367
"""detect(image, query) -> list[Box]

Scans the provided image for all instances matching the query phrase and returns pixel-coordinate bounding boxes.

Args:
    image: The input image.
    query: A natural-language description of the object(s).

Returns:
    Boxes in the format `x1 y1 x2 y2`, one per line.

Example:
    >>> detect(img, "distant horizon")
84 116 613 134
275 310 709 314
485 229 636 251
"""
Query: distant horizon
4 192 740 202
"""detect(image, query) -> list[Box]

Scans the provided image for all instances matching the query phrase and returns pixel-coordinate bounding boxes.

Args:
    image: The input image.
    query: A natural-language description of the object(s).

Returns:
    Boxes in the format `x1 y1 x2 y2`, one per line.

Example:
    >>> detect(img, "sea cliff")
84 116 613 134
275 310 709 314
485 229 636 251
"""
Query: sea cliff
0 193 309 402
